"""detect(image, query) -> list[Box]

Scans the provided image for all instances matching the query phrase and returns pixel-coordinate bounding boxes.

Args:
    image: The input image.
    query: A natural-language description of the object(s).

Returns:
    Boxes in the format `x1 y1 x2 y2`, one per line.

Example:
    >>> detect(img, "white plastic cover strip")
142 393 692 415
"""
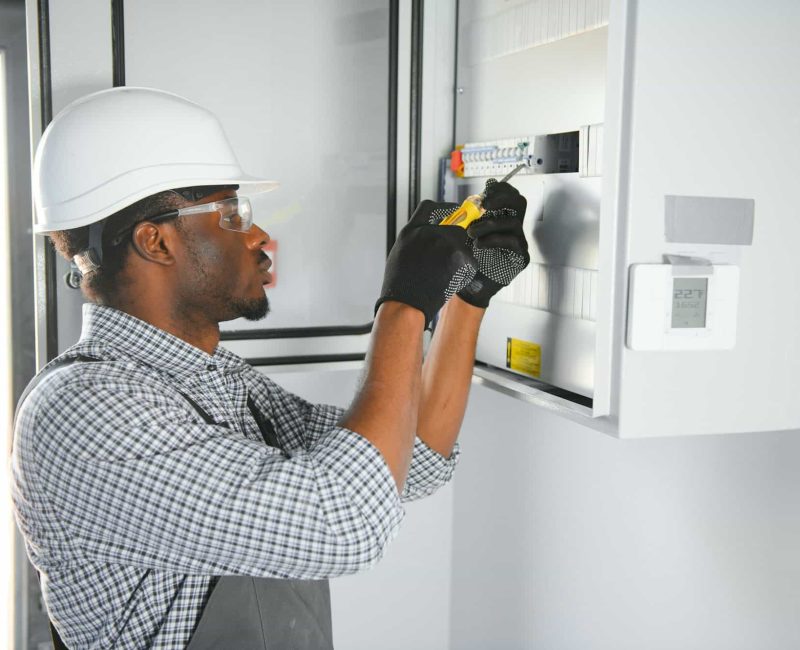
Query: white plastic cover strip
465 0 610 65
496 263 598 321
579 123 604 177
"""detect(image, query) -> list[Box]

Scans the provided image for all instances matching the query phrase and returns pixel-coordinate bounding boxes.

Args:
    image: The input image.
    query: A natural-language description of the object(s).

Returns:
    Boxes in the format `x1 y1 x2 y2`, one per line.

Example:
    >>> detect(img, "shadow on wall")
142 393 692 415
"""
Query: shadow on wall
532 179 600 269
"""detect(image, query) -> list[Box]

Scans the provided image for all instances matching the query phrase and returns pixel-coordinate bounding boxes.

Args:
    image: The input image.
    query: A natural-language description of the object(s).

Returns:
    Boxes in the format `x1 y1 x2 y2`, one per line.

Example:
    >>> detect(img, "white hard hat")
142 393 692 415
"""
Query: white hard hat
33 86 279 233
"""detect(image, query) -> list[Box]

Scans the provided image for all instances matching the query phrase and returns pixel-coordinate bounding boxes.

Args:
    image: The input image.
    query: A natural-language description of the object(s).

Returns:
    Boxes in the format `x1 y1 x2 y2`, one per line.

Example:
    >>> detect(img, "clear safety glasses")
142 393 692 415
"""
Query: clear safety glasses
171 196 254 233
108 196 254 247
75 196 256 277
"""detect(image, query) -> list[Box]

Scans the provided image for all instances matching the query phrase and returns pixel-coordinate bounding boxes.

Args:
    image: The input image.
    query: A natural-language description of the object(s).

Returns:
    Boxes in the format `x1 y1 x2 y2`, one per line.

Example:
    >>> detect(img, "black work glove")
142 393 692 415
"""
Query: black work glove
457 180 529 308
376 200 477 325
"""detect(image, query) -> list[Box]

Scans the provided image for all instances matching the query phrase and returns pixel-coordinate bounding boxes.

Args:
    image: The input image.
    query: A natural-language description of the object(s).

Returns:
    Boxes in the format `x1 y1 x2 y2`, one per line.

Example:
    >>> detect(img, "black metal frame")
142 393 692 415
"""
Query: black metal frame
246 353 366 367
222 323 380 341
474 362 594 409
408 0 424 214
111 0 125 87
387 0 399 253
37 0 59 363
452 0 460 151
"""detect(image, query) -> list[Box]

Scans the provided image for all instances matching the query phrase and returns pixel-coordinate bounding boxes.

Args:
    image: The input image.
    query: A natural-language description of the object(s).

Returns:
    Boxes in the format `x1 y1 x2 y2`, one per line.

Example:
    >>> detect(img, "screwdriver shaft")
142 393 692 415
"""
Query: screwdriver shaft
498 163 527 185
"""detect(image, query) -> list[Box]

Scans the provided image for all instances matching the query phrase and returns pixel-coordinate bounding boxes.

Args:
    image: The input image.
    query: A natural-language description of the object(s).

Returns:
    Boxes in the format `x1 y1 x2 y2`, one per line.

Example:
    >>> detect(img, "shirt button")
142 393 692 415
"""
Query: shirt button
206 364 217 372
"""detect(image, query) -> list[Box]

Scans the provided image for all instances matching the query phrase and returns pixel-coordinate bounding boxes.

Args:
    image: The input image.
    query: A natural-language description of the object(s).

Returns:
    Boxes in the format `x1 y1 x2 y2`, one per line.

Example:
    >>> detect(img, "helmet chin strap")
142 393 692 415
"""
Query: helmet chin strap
73 220 105 275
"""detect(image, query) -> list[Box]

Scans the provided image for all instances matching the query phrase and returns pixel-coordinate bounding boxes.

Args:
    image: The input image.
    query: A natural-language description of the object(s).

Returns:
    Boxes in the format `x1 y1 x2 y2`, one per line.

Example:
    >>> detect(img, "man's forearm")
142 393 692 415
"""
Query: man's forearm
339 302 425 491
417 297 484 457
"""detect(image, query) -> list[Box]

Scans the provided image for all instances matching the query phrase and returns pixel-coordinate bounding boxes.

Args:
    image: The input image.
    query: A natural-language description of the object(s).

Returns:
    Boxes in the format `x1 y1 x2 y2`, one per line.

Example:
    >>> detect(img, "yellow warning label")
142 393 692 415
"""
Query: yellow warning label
506 338 541 378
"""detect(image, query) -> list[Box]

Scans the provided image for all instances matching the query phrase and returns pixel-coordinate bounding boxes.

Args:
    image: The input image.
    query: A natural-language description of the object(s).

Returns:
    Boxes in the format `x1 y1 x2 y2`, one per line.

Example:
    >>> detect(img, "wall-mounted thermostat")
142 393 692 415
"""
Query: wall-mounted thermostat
626 263 739 351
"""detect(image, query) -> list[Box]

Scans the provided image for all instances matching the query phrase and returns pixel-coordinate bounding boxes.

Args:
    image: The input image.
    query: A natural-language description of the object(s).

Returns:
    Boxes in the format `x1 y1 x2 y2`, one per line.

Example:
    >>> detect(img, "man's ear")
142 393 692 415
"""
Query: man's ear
130 222 178 266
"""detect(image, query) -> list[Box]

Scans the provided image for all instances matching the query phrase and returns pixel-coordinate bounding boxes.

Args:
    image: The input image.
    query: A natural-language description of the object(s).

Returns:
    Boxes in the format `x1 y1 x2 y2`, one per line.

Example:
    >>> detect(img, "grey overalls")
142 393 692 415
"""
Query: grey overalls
18 356 335 650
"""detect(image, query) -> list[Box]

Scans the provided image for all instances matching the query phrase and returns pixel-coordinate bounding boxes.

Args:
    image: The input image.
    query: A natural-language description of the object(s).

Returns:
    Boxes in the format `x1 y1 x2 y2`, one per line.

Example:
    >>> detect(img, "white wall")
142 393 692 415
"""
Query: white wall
270 366 454 650
450 384 800 649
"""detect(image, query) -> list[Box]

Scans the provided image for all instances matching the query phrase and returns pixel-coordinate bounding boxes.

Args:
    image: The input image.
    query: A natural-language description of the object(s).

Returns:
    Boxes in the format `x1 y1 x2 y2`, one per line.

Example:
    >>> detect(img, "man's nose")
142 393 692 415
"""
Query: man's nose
247 223 270 249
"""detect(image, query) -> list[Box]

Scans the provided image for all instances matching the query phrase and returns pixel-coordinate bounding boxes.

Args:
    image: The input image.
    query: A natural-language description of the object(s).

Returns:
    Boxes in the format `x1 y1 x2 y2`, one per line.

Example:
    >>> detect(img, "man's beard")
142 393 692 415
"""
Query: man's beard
229 293 270 321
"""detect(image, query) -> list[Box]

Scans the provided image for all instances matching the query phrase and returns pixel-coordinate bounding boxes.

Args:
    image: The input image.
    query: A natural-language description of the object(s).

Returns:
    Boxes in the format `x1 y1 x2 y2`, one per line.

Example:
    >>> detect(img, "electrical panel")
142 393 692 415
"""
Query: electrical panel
452 0 800 438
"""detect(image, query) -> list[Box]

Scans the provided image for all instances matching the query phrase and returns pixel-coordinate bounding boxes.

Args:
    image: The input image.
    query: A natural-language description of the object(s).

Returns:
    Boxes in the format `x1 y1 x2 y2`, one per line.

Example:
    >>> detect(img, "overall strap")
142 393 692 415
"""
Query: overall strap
246 395 282 449
170 383 283 452
175 389 222 426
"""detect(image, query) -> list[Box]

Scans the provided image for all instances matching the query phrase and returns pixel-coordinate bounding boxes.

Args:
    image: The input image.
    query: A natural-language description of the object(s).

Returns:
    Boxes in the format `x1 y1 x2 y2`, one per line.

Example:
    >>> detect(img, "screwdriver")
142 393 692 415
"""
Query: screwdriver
439 163 528 228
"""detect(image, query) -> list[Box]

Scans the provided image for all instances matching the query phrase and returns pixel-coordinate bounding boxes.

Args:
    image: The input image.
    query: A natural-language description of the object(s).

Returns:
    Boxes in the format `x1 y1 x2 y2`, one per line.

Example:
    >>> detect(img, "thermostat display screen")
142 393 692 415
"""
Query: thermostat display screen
672 278 708 328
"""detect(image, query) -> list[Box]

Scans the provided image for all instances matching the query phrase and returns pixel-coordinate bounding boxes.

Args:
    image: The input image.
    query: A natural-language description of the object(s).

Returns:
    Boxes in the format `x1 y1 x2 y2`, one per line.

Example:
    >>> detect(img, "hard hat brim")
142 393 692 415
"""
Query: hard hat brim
34 172 280 234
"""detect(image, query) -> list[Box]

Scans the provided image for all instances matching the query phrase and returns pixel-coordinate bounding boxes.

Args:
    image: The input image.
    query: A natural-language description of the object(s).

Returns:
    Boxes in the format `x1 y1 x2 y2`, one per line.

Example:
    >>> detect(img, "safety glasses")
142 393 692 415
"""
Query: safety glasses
109 196 254 247
172 196 254 232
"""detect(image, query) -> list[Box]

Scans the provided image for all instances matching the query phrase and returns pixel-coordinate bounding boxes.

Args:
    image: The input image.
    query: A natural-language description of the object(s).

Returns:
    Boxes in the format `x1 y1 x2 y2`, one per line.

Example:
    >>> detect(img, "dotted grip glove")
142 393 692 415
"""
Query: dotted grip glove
376 200 477 325
457 180 530 308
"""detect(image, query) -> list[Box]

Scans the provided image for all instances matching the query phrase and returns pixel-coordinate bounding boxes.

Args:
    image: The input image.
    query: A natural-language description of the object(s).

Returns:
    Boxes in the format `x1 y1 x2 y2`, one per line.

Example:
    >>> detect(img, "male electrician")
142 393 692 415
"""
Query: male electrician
11 87 528 649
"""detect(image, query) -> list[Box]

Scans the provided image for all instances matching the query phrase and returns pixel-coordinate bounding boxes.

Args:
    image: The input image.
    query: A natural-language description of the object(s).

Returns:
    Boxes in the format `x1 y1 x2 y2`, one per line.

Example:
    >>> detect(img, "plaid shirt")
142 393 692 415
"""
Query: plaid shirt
11 304 459 649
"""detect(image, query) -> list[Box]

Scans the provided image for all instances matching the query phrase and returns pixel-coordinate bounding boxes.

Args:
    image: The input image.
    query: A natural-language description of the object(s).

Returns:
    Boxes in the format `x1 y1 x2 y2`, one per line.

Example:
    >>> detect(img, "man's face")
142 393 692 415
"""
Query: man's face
171 189 273 323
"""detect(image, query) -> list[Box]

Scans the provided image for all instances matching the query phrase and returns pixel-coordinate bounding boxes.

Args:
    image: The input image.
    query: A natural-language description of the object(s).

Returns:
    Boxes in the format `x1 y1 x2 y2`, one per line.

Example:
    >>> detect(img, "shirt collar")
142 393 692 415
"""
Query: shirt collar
79 303 247 378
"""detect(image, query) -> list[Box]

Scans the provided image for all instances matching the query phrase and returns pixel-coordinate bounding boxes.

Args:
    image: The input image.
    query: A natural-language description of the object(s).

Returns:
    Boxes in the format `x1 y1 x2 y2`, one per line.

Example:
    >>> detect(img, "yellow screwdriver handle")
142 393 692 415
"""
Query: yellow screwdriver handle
439 196 484 228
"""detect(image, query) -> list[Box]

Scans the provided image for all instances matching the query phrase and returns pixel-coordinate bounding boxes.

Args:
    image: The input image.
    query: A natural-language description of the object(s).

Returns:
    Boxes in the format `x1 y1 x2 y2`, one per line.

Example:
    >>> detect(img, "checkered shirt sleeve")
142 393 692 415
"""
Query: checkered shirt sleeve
244 366 460 502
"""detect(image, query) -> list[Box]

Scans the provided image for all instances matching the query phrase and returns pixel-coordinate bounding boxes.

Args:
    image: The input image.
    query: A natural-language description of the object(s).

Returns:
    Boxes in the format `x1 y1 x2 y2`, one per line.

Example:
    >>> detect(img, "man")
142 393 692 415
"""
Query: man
12 87 528 648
